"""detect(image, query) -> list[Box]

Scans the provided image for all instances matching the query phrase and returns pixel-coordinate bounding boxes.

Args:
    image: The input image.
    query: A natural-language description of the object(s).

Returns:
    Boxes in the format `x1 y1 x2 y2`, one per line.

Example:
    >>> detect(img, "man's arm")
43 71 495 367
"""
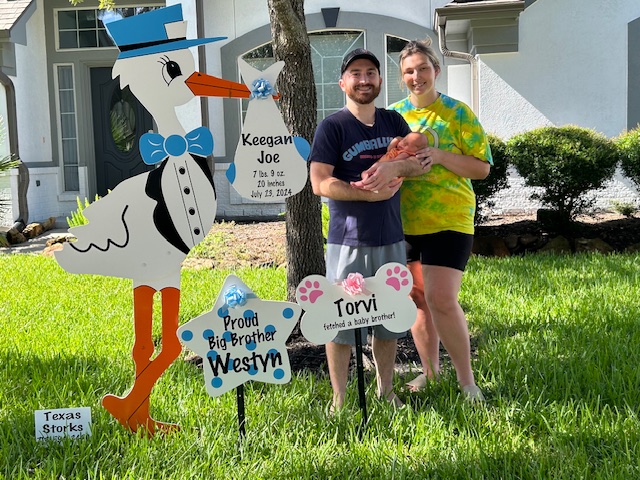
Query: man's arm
310 161 401 202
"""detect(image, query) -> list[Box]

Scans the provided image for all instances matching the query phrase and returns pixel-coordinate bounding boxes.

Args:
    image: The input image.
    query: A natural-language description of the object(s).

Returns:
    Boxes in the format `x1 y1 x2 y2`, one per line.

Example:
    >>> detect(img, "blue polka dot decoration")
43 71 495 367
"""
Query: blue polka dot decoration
282 307 294 319
203 329 214 339
207 350 218 360
223 331 232 342
246 340 257 351
211 377 223 389
217 306 229 318
248 365 258 376
274 368 284 380
265 325 276 334
181 330 193 342
243 309 255 319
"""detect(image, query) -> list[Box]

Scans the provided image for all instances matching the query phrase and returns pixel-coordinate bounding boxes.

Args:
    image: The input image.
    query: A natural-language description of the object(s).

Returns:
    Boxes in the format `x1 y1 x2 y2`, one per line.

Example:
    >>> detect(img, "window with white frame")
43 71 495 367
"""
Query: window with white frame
56 6 160 51
56 65 79 192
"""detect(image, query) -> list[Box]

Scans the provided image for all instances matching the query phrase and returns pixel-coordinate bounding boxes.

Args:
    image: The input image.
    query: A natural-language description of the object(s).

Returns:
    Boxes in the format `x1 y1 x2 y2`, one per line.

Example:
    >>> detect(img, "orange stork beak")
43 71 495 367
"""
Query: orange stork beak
186 72 251 98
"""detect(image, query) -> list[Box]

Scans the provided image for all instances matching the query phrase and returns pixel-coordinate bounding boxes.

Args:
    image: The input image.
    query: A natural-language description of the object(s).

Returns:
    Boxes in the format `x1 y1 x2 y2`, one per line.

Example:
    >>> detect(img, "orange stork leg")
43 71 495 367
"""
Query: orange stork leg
102 285 182 435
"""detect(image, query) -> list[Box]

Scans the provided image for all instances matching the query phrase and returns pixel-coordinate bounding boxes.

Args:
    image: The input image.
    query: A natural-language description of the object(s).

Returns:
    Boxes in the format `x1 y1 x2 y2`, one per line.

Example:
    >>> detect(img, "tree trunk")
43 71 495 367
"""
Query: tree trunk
267 0 325 302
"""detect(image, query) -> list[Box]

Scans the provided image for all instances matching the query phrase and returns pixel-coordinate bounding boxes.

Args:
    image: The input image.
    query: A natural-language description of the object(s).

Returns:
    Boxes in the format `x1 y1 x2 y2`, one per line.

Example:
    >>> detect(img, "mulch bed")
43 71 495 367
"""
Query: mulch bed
286 213 640 375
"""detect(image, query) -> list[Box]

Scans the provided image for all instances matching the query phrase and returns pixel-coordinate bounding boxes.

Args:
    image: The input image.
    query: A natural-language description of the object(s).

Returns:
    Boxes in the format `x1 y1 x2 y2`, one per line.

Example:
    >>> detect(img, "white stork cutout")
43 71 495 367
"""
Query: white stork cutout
55 5 251 435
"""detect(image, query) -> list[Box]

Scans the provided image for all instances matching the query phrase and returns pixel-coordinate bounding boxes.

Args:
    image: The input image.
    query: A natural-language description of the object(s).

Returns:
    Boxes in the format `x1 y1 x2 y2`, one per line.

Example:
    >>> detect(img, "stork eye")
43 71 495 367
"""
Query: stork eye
159 56 183 85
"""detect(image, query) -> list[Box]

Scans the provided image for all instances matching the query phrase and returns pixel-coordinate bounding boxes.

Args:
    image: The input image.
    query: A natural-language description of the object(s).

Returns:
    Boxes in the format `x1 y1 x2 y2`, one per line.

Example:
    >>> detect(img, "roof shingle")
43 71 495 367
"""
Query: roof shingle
0 0 34 33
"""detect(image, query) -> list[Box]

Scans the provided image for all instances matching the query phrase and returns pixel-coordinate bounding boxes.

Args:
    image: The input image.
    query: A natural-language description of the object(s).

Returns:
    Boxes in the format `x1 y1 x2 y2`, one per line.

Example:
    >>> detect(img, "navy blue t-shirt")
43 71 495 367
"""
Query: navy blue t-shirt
310 107 411 247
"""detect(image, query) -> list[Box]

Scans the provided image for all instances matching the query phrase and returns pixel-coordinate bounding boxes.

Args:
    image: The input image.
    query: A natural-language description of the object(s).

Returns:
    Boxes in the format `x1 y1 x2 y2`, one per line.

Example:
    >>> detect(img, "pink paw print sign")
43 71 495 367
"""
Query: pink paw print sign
296 263 417 345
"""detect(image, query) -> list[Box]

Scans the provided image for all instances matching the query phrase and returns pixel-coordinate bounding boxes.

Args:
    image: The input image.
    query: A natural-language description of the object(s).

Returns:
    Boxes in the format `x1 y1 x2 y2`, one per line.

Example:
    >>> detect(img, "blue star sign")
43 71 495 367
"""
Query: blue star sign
178 275 301 397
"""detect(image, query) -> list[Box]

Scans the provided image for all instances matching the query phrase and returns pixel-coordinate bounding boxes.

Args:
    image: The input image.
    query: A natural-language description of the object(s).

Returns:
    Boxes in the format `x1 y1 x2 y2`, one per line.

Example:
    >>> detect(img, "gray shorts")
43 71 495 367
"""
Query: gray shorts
325 241 408 346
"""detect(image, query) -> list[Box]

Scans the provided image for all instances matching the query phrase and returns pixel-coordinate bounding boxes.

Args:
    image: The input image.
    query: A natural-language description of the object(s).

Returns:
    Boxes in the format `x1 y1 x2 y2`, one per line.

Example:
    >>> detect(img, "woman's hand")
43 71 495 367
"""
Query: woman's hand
416 146 436 170
418 147 490 179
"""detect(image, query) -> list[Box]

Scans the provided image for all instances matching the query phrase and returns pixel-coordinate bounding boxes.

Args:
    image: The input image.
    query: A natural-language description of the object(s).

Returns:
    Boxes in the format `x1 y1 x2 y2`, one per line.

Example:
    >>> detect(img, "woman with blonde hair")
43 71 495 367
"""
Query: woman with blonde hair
357 38 492 401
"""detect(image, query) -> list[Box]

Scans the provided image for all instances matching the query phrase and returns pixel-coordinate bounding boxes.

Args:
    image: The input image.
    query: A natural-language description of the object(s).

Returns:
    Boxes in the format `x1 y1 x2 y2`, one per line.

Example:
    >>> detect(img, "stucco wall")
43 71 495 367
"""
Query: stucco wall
13 0 51 165
480 0 640 139
477 0 640 213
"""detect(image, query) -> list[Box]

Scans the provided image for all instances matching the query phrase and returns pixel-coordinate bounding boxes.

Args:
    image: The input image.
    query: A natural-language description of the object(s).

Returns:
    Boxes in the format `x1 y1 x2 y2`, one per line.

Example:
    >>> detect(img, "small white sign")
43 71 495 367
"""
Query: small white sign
35 407 91 441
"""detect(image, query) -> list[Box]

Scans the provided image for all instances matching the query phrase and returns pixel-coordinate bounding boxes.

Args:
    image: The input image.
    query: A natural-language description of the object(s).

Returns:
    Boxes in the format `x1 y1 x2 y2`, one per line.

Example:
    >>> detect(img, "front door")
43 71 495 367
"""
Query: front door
90 67 155 196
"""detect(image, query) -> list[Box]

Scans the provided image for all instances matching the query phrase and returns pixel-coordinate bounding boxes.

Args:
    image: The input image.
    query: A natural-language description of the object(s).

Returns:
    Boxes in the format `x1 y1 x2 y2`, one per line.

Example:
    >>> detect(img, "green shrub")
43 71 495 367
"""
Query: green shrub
506 125 618 221
0 115 20 174
0 154 19 174
473 134 510 224
321 201 329 241
66 194 101 227
610 200 637 218
616 126 640 189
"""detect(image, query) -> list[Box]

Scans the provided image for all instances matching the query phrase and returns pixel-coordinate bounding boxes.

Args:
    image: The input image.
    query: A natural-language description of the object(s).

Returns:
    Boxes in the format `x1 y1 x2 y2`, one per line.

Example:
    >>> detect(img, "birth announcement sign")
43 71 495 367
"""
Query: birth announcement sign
226 59 310 202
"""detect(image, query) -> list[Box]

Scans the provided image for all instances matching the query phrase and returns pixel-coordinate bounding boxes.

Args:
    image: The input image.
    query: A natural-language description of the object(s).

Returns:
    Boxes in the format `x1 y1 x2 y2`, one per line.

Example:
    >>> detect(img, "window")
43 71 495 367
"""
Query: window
386 36 410 105
56 6 160 51
310 31 364 121
56 65 79 192
239 31 415 119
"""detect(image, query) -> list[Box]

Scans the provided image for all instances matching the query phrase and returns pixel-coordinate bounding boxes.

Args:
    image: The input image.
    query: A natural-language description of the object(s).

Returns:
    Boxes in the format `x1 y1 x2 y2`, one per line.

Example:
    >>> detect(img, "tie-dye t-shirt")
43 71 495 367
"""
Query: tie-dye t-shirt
388 93 492 235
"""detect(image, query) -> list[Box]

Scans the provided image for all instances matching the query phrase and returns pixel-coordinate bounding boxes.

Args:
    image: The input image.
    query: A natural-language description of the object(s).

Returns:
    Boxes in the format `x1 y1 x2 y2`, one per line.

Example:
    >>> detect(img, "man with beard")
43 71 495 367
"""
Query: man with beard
309 48 428 412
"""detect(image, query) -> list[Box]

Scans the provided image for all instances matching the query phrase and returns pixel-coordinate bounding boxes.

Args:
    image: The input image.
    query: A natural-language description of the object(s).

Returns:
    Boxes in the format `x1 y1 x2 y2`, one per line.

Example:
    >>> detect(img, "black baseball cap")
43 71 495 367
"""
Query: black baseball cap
340 48 381 75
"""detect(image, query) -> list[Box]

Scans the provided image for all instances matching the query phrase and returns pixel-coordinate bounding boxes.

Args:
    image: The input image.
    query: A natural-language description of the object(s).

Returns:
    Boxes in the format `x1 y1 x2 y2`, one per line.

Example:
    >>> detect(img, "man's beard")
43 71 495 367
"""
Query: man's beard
347 84 380 105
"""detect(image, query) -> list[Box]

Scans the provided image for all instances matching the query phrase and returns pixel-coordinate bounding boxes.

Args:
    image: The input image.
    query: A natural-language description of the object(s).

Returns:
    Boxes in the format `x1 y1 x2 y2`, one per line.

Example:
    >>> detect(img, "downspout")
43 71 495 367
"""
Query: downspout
437 19 479 114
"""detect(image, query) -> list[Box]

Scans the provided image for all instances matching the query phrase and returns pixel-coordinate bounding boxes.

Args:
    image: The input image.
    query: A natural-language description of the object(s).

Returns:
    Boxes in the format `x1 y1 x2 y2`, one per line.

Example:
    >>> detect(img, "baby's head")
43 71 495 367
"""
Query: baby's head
398 132 428 151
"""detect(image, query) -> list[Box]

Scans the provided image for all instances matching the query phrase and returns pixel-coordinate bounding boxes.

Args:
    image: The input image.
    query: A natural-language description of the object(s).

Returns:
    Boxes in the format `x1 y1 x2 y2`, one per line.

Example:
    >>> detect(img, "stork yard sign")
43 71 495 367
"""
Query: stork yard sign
226 60 310 202
53 5 255 435
178 275 301 396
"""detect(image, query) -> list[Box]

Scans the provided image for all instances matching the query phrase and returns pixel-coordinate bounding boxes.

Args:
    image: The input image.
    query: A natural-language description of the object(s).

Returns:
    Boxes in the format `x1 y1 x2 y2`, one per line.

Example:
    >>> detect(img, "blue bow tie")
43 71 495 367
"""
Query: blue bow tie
139 127 214 165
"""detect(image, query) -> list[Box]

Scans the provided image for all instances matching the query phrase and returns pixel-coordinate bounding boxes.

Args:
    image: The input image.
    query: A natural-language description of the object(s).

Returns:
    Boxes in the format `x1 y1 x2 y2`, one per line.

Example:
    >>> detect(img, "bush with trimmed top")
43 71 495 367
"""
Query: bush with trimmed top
506 125 618 222
617 126 640 190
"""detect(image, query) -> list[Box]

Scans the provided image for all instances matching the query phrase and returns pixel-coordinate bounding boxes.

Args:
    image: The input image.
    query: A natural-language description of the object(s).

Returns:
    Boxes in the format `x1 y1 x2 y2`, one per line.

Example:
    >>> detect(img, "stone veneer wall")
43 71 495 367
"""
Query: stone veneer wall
485 168 640 215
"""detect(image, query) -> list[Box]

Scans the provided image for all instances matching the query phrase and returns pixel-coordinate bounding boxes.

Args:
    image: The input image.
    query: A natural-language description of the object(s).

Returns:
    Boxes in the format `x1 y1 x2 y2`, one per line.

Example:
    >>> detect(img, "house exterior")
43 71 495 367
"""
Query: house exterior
1 0 640 227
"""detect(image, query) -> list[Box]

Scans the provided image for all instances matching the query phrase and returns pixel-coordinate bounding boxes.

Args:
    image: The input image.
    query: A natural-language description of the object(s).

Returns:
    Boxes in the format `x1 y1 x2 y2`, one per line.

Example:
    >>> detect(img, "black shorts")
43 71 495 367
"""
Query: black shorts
405 231 474 272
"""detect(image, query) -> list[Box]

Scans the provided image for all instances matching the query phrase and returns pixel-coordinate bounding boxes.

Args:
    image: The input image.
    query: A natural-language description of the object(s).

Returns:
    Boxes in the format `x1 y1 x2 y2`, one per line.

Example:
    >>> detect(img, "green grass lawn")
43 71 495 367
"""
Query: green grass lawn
1 253 639 479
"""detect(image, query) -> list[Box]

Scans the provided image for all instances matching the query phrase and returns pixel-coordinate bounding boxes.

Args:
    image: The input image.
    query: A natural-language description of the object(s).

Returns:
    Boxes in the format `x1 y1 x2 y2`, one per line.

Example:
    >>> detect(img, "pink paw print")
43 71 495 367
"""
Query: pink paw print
298 280 324 304
385 265 409 291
